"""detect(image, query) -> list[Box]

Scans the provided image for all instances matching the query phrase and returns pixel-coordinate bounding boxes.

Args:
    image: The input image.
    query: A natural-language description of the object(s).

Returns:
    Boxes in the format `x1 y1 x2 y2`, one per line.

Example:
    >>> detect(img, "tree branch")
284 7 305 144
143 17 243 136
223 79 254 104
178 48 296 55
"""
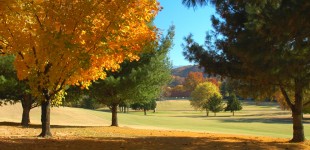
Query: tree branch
279 86 294 110
34 13 43 30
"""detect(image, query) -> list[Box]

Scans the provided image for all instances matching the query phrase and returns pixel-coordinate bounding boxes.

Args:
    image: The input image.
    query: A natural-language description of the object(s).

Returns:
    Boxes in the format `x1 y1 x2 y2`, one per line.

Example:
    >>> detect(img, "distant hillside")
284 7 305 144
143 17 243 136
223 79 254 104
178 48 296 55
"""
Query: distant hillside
172 65 205 78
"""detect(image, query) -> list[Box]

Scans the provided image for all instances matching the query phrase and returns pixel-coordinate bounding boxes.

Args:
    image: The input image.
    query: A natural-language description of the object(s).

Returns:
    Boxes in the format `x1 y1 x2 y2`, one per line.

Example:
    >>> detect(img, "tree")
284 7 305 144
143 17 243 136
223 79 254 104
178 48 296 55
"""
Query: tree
130 99 157 115
0 0 159 137
90 25 174 126
225 93 242 116
0 55 37 127
190 81 221 116
90 77 124 126
184 72 205 92
207 95 224 116
207 78 219 88
183 0 310 142
125 26 173 115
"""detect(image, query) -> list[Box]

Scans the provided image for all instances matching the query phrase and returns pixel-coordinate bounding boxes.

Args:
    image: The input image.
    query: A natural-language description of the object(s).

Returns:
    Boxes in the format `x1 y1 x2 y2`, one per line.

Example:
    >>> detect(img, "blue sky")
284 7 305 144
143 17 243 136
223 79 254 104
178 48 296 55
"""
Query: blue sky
154 0 216 67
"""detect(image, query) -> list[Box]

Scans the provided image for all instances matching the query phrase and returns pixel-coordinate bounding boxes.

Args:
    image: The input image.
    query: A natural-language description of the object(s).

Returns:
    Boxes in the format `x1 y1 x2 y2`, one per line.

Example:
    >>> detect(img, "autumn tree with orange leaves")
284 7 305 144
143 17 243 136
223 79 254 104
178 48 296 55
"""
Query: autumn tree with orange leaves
0 0 159 137
184 72 205 92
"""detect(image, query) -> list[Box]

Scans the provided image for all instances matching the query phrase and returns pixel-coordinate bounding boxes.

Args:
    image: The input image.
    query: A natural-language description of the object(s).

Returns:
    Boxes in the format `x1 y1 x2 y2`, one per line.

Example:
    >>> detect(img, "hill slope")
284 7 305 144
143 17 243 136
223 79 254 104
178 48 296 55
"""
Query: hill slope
172 65 205 78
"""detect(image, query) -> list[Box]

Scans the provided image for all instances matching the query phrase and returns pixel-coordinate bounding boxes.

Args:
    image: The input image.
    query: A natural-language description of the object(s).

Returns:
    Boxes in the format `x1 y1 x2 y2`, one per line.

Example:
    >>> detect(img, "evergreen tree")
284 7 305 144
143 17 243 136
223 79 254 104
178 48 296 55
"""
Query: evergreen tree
225 93 242 116
90 26 174 126
0 55 36 127
183 0 309 142
130 99 157 115
207 95 224 116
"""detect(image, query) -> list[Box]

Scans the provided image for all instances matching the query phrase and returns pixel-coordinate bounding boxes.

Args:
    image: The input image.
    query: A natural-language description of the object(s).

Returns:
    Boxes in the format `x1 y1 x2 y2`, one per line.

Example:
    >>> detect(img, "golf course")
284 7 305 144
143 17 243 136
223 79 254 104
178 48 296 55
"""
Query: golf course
0 100 309 149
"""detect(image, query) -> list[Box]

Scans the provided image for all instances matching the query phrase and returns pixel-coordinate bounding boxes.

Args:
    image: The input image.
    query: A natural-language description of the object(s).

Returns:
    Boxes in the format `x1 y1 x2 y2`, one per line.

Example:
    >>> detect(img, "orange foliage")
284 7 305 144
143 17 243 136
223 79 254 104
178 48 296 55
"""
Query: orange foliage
207 78 219 87
184 72 205 91
0 0 160 98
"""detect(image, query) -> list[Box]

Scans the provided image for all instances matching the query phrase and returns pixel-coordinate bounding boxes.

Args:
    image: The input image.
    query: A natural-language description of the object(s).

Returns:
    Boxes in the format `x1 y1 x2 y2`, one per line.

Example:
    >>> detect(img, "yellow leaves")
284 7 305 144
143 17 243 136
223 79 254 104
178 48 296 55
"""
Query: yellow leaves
0 0 160 99
81 40 86 45
81 30 86 35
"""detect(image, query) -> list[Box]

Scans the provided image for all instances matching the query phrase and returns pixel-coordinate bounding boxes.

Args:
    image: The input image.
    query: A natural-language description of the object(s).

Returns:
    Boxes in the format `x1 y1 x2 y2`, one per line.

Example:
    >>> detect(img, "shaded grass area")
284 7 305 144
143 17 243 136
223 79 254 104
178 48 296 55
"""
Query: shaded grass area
0 136 305 150
0 123 308 150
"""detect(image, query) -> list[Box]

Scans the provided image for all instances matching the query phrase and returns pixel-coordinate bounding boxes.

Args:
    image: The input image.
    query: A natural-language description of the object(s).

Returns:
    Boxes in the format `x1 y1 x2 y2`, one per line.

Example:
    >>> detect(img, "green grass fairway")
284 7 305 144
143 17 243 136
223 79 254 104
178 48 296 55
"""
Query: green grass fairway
0 100 309 139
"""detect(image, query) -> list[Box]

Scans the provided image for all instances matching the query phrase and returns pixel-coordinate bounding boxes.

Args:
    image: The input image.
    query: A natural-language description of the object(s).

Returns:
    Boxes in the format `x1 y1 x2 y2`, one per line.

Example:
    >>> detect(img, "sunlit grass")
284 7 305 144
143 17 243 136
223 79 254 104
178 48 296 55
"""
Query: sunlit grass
0 100 309 139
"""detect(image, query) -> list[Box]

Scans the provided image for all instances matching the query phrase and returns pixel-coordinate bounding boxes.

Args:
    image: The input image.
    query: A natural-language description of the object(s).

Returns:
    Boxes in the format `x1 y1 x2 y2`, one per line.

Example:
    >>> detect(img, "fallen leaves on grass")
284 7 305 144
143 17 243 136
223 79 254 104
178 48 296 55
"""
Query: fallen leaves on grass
0 123 309 150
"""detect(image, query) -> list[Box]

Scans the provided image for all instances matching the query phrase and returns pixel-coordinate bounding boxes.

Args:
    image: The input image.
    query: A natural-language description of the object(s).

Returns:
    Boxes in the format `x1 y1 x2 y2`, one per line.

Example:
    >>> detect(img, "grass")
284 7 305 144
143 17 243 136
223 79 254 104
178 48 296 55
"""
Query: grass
0 99 309 139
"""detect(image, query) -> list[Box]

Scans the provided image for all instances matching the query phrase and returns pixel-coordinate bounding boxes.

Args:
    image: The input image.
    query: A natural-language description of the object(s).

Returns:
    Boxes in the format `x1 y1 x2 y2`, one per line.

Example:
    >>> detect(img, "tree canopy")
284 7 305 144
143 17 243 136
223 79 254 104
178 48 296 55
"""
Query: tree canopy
0 55 24 103
207 95 223 116
0 0 159 97
190 81 222 116
90 25 174 125
183 0 310 142
0 0 160 137
225 93 242 116
184 72 205 92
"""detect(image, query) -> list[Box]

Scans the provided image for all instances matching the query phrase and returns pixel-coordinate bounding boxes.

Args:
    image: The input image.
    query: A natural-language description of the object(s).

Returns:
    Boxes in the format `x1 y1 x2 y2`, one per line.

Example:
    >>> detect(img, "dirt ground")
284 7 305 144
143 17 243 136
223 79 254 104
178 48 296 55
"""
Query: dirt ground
0 122 309 150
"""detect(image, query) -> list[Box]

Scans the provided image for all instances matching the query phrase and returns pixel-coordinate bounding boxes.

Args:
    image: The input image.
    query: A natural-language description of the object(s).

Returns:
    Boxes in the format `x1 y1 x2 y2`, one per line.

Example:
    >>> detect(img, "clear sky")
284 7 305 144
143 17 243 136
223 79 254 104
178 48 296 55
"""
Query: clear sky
154 0 215 67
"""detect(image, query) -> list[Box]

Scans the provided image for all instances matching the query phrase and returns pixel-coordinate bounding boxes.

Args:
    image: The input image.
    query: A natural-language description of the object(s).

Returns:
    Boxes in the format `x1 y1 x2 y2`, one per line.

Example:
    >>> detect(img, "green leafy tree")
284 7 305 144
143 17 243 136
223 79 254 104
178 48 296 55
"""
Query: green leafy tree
90 77 125 126
190 81 221 116
130 99 157 115
207 95 224 116
225 93 242 116
0 55 36 127
64 86 103 109
183 0 309 142
90 26 174 126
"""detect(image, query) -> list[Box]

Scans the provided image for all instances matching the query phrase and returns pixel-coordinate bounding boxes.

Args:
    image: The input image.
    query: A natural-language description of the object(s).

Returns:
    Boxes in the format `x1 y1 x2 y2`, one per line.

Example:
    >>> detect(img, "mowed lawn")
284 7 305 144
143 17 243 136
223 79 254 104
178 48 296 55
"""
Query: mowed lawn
0 100 309 139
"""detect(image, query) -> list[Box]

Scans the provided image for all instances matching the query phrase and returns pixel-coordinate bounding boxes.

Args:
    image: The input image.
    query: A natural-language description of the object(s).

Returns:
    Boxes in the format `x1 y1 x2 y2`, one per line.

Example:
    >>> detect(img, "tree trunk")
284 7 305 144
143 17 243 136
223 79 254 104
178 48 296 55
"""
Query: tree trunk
144 108 147 116
153 108 156 113
214 112 216 116
21 94 32 127
206 108 209 117
111 104 118 126
38 99 52 137
232 111 234 116
291 82 305 142
280 83 305 142
21 107 31 127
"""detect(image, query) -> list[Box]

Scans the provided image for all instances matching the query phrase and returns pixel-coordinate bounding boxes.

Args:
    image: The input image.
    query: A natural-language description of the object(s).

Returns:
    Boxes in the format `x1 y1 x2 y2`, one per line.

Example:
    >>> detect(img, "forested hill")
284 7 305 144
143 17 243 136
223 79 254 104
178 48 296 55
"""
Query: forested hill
172 65 205 78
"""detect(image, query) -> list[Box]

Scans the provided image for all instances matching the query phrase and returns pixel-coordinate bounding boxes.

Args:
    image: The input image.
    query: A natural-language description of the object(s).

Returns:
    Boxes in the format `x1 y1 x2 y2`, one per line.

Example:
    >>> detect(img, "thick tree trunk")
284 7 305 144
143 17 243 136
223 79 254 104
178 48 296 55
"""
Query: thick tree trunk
280 83 305 142
206 108 209 117
21 107 30 127
111 104 118 126
21 94 32 127
38 99 52 137
291 83 305 142
232 111 235 116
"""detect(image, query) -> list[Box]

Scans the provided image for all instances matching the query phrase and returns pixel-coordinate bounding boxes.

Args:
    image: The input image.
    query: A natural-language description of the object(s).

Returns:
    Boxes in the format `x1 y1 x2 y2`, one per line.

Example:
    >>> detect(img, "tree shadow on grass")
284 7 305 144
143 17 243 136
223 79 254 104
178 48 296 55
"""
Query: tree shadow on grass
218 117 293 124
171 112 310 124
218 117 310 124
0 135 306 150
0 121 104 129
